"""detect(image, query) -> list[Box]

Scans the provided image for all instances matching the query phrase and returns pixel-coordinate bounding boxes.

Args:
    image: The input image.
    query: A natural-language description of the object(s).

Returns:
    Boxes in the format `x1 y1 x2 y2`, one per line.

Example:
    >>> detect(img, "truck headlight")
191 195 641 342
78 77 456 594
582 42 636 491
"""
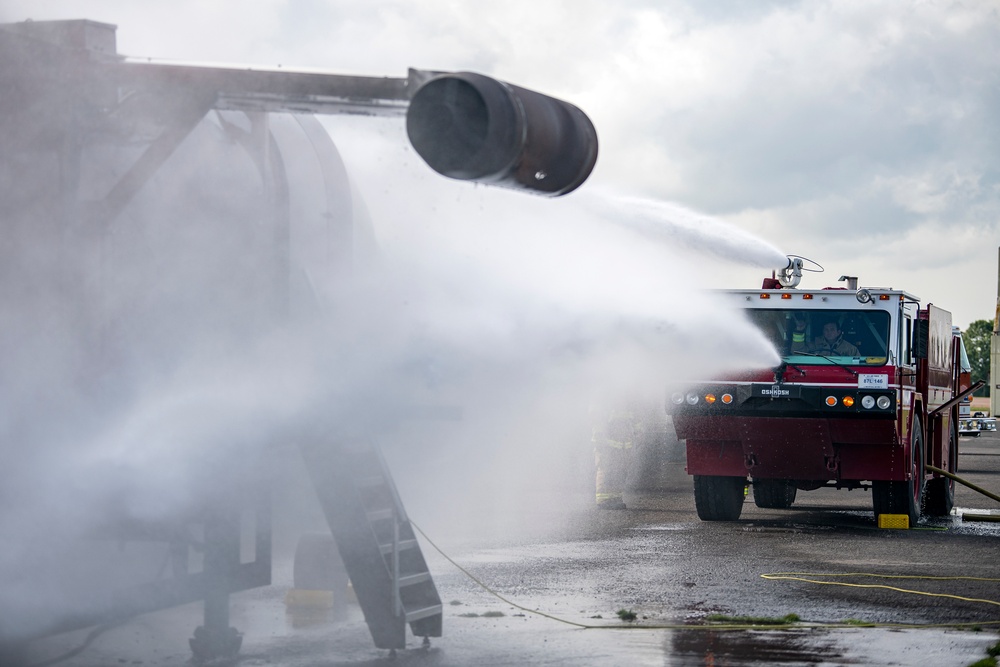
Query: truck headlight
686 392 699 405
876 395 892 410
861 395 875 409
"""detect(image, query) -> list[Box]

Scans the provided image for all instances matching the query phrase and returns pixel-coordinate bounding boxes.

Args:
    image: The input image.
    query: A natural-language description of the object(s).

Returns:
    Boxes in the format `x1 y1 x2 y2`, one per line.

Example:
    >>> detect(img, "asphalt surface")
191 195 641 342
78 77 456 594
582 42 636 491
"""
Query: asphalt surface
19 430 1000 666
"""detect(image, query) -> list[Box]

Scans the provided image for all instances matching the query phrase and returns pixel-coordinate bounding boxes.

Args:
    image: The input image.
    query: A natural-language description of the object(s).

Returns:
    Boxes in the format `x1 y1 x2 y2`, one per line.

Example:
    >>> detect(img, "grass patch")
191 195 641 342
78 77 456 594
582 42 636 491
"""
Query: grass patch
841 618 874 627
704 613 800 626
959 638 1000 667
616 609 638 622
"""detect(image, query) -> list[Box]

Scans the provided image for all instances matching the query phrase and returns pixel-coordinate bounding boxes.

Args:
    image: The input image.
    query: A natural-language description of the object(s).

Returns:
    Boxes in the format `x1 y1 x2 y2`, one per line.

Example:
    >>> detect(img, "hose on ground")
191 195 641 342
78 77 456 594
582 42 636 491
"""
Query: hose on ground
410 521 1000 631
926 464 1000 504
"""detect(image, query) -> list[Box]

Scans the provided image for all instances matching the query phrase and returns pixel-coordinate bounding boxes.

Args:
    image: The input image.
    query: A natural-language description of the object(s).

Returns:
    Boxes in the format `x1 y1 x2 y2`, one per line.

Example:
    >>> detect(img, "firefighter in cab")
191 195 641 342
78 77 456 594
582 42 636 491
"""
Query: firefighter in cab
792 316 859 356
591 403 641 510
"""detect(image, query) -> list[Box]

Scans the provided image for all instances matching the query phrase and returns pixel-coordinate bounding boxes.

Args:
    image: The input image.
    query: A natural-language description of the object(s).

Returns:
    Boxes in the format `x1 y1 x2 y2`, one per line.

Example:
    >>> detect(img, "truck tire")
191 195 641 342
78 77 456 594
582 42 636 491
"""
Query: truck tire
872 423 924 526
752 479 797 509
923 420 958 517
693 475 746 521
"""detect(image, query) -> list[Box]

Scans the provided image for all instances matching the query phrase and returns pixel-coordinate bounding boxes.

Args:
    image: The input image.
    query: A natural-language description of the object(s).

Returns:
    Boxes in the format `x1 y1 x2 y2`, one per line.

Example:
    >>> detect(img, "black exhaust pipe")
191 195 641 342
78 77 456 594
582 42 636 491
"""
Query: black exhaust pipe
405 72 598 196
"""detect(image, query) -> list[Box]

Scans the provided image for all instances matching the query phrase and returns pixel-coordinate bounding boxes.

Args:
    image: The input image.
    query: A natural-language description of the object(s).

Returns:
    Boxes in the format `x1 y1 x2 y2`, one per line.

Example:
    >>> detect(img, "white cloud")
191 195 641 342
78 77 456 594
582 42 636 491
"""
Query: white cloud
873 166 984 216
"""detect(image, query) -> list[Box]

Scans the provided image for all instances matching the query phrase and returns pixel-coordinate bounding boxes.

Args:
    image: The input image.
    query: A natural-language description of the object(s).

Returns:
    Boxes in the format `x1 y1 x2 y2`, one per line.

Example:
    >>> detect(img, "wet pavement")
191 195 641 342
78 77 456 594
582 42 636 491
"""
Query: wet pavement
23 588 1000 667
19 431 1000 666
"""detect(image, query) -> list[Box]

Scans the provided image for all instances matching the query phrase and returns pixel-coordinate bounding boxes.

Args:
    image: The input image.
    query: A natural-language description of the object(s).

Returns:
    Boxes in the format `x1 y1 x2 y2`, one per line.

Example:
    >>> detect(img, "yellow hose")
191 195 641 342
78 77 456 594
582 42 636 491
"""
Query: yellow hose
925 464 1000 504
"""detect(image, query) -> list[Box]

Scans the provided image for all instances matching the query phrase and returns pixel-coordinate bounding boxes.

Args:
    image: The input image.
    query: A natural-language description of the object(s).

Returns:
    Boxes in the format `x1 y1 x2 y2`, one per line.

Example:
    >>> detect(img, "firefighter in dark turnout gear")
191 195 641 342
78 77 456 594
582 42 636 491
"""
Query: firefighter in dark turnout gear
592 405 639 510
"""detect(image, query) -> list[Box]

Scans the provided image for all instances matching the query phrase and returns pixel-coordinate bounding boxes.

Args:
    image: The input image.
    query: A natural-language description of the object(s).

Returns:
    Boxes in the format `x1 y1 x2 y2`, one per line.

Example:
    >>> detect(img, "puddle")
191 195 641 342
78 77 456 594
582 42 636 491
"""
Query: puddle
665 627 997 666
634 524 690 532
668 628 841 665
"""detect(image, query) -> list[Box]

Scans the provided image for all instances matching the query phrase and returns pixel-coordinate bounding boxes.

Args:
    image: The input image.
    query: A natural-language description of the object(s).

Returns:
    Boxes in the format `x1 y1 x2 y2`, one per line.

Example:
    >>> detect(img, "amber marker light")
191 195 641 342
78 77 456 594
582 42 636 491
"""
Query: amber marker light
879 294 891 301
759 293 770 299
705 393 717 404
825 396 838 407
803 294 814 300
721 393 734 404
842 396 855 407
781 293 792 299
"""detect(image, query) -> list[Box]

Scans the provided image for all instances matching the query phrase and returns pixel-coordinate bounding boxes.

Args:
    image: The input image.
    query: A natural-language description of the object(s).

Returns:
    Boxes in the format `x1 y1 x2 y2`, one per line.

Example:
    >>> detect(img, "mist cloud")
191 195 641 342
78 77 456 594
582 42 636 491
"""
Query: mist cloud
7 0 993 643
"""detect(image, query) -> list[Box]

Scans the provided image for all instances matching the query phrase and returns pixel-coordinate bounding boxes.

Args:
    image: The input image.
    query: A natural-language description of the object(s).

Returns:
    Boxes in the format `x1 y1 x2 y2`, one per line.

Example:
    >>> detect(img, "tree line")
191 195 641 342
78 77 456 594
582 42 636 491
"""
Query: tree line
963 319 993 397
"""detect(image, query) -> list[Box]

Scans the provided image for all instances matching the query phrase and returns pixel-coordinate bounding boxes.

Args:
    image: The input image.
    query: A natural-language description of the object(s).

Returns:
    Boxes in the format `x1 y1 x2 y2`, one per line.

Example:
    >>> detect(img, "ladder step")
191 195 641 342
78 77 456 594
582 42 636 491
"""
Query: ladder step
338 442 373 456
366 508 394 522
397 572 431 587
302 439 443 648
404 604 442 623
356 475 386 489
379 538 418 556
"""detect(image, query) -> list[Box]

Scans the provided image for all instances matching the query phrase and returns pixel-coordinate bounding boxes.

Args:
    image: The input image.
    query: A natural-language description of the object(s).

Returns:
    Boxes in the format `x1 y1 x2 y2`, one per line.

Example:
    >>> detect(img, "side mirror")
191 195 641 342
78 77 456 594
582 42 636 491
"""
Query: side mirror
912 319 929 361
405 72 598 196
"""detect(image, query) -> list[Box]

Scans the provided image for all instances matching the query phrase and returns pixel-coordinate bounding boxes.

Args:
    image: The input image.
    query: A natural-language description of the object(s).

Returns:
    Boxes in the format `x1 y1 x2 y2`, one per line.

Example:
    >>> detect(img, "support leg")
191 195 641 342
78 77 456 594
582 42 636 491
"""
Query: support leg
189 512 243 664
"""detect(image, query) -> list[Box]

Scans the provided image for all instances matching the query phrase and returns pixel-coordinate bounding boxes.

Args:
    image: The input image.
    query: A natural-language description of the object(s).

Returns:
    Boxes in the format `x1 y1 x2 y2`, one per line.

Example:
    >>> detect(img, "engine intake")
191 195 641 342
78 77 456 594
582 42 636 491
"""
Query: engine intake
405 72 598 196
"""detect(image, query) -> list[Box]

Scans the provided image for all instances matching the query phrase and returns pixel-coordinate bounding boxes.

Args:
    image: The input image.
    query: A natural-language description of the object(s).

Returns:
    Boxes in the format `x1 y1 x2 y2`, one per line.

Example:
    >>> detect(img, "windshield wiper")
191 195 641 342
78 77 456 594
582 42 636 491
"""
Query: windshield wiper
796 351 859 377
773 361 806 383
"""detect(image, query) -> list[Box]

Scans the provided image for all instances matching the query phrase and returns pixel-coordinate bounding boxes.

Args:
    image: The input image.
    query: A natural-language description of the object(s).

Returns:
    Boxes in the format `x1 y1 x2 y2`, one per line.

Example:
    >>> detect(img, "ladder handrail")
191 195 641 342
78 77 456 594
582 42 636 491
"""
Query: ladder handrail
371 444 410 522
370 443 406 617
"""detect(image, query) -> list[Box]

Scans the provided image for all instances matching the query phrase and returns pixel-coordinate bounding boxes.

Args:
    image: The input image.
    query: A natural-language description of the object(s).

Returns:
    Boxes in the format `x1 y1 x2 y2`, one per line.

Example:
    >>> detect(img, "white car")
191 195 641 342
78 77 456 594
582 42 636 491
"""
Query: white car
960 413 997 436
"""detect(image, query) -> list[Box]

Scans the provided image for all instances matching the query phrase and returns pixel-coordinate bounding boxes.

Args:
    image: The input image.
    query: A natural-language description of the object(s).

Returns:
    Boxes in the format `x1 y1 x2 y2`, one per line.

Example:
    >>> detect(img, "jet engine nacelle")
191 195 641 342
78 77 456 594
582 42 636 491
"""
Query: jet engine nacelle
405 72 598 196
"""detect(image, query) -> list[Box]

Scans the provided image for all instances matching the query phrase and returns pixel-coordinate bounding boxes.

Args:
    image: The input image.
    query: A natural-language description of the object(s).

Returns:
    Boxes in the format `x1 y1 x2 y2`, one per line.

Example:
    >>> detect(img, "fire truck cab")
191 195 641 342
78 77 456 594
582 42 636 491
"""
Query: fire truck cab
667 261 971 526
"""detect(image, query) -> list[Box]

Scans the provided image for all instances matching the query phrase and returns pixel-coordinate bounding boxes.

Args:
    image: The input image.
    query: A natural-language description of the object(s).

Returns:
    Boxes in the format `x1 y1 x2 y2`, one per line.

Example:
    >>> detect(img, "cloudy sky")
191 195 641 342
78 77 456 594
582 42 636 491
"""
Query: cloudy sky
5 0 999 329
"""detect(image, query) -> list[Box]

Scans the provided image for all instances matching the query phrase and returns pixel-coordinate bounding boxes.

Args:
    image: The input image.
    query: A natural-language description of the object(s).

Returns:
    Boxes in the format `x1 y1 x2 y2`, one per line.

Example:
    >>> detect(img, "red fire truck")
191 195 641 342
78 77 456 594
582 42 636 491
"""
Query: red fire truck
667 258 975 526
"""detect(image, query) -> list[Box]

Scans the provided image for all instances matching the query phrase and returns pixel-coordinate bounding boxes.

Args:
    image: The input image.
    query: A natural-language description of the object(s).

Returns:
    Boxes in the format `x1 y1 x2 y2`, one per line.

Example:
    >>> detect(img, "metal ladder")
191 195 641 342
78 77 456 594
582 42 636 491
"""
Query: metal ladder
300 439 443 649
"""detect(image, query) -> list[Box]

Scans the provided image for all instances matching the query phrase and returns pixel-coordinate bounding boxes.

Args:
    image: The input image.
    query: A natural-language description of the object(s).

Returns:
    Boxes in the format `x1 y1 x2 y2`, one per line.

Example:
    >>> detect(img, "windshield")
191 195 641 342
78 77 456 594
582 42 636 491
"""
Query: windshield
747 308 891 366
